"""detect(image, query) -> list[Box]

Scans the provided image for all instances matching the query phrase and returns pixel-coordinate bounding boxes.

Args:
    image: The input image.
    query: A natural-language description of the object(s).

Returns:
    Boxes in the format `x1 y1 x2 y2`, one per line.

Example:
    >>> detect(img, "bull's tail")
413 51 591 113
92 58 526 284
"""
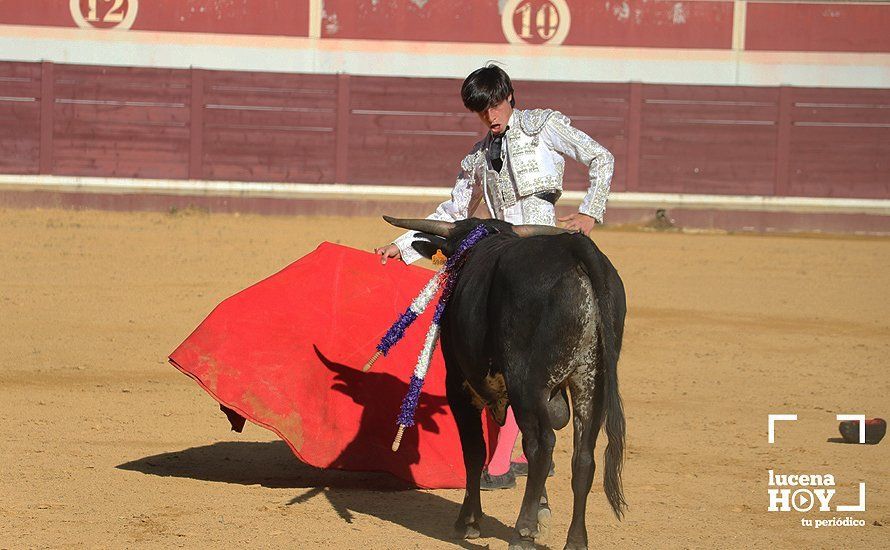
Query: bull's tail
575 237 627 520
601 292 627 520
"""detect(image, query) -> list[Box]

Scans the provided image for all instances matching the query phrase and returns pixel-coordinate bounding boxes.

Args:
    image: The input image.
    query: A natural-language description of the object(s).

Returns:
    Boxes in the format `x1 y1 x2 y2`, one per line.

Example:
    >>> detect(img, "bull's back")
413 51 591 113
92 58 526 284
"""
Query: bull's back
443 234 607 390
491 235 601 382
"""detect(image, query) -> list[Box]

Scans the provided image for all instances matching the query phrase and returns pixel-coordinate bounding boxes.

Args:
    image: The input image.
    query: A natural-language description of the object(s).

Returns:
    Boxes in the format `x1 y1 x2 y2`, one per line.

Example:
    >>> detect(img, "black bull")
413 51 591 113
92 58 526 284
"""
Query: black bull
384 216 627 550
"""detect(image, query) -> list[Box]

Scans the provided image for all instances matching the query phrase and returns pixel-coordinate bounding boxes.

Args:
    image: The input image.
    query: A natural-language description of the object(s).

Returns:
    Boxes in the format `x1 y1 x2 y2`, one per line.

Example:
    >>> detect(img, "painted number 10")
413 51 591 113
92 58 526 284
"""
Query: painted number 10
502 0 570 46
514 1 560 41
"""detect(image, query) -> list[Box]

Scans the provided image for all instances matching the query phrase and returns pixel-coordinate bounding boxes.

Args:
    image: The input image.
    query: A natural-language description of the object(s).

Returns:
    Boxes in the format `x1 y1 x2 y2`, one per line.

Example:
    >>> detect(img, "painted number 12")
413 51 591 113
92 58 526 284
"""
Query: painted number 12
85 0 125 23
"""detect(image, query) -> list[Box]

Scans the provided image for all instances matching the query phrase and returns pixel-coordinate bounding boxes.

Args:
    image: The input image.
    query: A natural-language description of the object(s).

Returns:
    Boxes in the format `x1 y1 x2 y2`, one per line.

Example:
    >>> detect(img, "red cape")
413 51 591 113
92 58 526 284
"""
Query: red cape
169 242 497 489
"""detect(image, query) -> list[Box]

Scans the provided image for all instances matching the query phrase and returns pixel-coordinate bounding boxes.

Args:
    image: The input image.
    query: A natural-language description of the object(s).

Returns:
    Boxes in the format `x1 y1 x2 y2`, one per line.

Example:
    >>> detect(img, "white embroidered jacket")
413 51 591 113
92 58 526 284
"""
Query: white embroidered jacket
394 108 614 264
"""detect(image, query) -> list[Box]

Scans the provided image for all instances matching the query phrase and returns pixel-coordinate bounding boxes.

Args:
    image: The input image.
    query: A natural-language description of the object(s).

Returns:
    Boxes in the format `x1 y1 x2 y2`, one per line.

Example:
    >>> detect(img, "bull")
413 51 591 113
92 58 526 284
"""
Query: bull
383 216 627 550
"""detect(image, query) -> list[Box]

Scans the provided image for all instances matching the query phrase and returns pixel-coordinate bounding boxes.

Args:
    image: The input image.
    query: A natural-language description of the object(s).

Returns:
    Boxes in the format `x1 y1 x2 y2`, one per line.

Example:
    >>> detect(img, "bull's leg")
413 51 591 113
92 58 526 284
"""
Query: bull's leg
564 374 605 550
509 393 556 550
445 369 486 539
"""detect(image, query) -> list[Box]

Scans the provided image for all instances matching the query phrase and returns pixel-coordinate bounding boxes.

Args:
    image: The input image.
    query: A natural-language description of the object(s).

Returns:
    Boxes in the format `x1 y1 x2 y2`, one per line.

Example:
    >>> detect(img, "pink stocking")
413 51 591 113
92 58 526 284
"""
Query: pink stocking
488 407 520 475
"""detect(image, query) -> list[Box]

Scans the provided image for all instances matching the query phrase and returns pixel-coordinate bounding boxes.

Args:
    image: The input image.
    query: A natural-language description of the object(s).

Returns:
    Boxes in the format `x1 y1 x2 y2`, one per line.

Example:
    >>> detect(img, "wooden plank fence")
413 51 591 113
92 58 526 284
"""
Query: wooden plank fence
0 60 888 199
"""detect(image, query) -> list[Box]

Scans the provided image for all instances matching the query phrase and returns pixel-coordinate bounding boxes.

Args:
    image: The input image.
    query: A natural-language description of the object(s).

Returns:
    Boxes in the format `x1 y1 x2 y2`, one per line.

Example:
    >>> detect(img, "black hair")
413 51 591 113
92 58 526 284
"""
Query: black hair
460 64 515 112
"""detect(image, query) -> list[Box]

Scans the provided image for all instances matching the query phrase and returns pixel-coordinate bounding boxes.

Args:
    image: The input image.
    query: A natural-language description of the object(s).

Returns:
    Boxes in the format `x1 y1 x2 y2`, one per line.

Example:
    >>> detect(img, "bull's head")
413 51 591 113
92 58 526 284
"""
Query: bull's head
383 216 573 259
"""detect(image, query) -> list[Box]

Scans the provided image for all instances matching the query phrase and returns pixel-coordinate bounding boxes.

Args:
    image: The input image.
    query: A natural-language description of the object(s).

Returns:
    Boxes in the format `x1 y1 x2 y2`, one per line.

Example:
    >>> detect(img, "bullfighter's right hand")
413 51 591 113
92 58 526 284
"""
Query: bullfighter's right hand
374 243 402 264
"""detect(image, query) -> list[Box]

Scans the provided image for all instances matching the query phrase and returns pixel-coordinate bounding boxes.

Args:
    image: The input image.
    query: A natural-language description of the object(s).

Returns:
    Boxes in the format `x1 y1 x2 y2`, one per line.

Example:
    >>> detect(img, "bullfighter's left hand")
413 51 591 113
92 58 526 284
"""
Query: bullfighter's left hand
558 212 598 236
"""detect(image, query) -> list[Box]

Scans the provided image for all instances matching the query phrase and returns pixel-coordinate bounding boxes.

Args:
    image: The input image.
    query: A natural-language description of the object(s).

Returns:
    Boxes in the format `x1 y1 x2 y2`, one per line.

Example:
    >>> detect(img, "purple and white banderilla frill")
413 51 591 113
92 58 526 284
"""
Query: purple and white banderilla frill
363 224 492 451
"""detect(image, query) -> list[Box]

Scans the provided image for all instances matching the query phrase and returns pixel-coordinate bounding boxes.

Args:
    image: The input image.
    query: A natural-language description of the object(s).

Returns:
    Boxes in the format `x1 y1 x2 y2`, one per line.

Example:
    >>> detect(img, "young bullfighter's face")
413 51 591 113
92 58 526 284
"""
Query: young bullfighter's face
476 95 513 136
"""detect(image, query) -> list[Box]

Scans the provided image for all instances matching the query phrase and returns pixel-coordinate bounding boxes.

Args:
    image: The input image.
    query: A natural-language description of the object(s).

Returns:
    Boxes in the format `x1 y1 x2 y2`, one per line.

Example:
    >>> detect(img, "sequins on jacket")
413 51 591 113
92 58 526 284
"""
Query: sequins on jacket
394 109 614 264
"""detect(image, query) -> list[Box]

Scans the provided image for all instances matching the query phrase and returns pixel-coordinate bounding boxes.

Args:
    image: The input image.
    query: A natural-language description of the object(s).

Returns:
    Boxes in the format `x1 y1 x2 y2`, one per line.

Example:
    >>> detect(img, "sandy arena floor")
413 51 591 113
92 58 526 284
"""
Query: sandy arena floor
0 207 887 549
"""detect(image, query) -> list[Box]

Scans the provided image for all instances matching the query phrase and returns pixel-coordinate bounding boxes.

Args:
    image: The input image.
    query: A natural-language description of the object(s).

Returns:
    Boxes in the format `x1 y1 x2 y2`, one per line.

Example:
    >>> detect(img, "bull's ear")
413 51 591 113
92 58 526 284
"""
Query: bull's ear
411 233 447 259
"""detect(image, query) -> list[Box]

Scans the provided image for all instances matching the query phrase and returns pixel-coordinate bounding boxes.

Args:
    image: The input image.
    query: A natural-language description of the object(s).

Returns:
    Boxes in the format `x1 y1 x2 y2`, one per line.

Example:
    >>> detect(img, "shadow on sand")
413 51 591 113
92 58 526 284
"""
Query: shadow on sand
118 440 514 548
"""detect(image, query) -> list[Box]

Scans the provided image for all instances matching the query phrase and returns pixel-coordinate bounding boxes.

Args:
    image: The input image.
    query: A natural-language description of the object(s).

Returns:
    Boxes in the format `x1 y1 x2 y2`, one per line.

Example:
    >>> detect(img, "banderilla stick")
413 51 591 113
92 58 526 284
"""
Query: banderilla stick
392 424 406 451
363 350 382 372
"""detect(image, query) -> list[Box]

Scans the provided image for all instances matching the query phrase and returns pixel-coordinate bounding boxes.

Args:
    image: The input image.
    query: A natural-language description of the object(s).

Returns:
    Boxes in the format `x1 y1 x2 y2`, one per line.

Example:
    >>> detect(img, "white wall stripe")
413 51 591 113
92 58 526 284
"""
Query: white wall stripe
1 175 887 216
1 25 889 88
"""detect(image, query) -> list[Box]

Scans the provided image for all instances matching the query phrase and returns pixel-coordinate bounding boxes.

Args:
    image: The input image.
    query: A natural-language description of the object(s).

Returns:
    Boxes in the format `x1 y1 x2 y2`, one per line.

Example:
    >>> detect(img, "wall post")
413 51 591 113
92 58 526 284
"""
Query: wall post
38 61 54 175
625 82 643 191
189 68 205 180
775 85 793 196
335 73 351 184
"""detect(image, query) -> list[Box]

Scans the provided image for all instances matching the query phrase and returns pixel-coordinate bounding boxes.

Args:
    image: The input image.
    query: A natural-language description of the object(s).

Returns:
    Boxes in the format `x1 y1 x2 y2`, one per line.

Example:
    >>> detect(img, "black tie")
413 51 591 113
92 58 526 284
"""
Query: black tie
489 130 507 173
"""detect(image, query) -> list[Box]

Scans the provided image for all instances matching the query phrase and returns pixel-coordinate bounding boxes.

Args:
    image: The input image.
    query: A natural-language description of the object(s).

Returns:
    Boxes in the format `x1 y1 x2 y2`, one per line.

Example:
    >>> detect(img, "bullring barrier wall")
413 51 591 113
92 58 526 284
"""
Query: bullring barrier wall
2 60 888 201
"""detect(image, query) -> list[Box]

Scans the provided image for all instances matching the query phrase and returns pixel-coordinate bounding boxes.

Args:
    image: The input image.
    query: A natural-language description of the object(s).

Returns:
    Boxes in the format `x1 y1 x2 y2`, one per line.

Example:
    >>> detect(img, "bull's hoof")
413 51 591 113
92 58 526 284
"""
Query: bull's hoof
535 505 551 542
563 544 588 550
453 520 481 540
509 526 540 549
507 538 537 550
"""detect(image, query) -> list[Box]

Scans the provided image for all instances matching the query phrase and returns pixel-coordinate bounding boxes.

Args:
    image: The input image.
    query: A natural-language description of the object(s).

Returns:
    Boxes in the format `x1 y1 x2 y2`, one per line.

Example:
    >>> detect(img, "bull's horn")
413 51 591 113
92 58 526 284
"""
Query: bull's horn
382 216 455 238
513 224 574 238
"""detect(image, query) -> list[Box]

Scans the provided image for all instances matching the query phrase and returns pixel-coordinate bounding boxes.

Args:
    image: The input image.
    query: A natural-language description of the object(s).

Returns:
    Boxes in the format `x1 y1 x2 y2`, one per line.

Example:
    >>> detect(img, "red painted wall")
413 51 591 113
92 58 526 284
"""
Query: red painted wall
638 85 779 196
322 0 733 48
564 0 733 49
0 63 41 175
788 87 890 198
51 64 192 179
746 3 890 53
200 70 338 182
321 0 502 44
0 0 310 36
345 76 482 186
0 0 74 27
6 1 889 53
